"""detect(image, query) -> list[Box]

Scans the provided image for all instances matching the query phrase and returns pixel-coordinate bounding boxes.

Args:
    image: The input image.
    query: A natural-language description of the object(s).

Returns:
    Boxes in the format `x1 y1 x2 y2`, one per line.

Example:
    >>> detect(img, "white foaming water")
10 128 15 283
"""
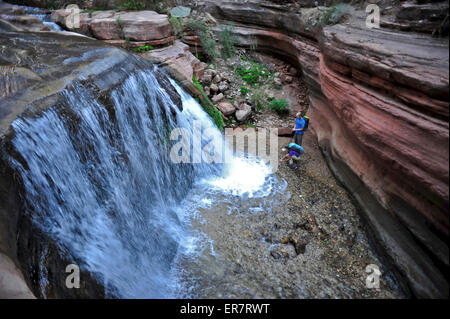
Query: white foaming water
16 3 63 31
171 79 275 199
205 157 272 198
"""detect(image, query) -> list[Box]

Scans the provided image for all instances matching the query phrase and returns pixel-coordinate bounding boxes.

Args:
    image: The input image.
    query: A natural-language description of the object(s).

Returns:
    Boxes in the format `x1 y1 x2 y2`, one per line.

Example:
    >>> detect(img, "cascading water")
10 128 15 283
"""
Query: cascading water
10 66 285 298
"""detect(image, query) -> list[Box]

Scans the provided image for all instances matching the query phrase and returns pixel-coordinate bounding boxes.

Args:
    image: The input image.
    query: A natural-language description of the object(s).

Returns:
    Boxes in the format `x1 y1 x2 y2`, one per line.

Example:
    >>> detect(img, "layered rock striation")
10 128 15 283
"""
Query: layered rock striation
203 0 449 298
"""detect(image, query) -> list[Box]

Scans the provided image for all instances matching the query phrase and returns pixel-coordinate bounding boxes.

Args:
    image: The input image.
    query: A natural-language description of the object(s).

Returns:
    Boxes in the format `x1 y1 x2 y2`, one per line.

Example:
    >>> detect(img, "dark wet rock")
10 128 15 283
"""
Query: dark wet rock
0 1 49 32
270 247 289 260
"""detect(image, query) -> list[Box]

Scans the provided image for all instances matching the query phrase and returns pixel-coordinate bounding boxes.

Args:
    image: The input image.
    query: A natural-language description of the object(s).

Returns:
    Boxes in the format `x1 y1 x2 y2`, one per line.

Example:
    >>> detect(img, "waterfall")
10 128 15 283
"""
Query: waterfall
9 67 278 298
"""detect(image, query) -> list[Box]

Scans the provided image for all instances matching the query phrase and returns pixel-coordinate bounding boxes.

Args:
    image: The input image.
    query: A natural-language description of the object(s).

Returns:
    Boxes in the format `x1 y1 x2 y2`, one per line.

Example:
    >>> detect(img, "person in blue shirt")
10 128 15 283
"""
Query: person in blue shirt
292 112 306 146
279 143 304 167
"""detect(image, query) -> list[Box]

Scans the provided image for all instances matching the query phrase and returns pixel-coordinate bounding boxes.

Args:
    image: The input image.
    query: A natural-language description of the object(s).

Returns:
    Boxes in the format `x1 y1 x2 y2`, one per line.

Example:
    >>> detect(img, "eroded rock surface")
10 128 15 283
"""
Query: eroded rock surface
203 0 449 298
139 40 207 95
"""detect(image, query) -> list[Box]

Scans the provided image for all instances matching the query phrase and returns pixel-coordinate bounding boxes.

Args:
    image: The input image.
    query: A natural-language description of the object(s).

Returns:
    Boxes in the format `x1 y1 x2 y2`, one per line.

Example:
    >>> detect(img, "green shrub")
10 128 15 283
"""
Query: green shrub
193 75 224 131
187 18 218 60
116 17 125 39
235 62 270 86
133 45 154 52
169 16 184 38
240 86 250 96
269 99 289 114
82 9 107 13
218 23 240 60
319 3 350 26
121 0 145 10
250 88 267 110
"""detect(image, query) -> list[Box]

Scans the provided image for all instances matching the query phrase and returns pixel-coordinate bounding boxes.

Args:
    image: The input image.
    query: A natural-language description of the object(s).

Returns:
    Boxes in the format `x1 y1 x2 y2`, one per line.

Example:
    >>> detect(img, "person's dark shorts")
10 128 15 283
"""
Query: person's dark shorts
295 133 303 146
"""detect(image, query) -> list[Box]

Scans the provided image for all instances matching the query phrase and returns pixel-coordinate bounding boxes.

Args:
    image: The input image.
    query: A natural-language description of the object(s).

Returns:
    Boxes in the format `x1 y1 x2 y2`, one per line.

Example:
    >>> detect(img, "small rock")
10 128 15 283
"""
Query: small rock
283 75 293 84
270 247 289 260
212 93 225 103
274 77 282 86
204 86 211 96
235 104 252 122
213 74 221 83
294 242 306 255
288 66 297 76
218 82 229 92
210 83 219 93
200 73 212 84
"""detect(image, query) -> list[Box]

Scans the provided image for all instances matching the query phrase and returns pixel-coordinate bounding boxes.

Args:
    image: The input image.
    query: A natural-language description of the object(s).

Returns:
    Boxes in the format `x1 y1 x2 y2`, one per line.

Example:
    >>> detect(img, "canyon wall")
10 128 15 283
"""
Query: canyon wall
203 0 449 298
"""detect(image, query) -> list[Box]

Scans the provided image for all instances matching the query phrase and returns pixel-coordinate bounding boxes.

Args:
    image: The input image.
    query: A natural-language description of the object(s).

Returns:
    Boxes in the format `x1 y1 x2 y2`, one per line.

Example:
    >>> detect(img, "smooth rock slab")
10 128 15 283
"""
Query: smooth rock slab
51 10 173 42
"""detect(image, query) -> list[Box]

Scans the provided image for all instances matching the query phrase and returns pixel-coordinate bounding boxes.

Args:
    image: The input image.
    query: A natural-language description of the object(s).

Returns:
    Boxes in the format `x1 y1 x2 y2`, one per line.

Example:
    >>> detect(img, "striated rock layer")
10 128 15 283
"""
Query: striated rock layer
204 0 449 298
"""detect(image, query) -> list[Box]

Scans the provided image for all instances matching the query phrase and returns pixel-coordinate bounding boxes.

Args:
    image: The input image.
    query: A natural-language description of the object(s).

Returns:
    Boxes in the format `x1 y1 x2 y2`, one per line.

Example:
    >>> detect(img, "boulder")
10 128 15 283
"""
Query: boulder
51 10 174 46
217 102 236 116
218 82 229 92
140 40 207 96
210 83 219 93
211 93 225 103
235 104 252 122
213 74 222 84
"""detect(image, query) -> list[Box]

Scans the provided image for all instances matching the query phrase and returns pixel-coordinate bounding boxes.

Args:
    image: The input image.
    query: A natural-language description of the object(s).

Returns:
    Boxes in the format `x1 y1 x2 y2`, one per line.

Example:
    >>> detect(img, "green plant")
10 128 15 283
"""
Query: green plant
193 75 224 131
82 9 107 13
218 23 239 60
121 0 145 11
169 16 184 38
240 86 250 96
319 3 349 26
116 17 125 39
269 99 289 114
187 18 218 60
235 62 270 86
250 88 267 110
133 45 154 52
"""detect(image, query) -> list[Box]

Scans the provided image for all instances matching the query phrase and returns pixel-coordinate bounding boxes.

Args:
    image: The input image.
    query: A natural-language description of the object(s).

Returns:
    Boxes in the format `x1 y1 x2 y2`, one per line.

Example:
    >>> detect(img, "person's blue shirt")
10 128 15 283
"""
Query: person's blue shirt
295 118 305 135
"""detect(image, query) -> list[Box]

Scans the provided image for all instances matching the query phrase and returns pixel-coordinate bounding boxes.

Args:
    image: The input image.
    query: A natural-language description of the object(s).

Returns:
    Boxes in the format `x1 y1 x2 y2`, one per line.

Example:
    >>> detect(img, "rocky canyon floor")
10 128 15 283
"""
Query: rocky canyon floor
172 77 405 298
